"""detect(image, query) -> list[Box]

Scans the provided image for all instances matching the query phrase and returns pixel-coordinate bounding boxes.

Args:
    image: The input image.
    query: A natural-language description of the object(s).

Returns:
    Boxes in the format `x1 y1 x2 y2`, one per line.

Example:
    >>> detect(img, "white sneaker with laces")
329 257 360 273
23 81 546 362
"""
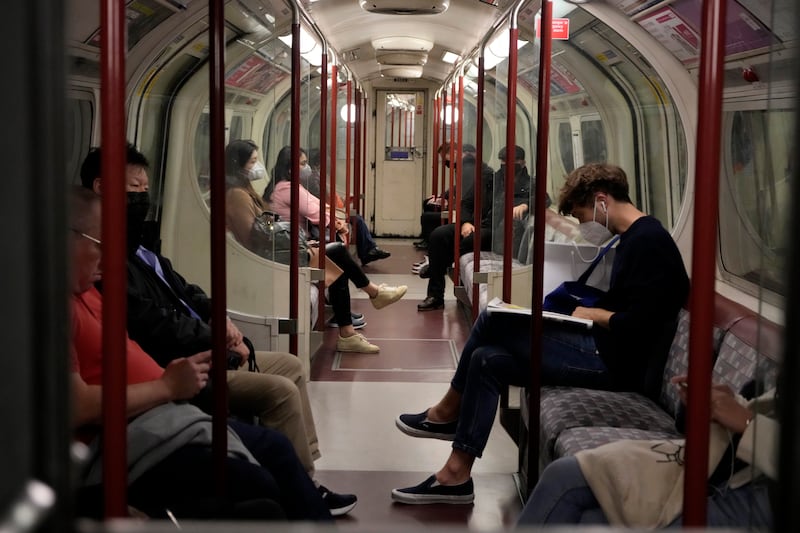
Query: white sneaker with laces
337 333 379 353
370 284 407 310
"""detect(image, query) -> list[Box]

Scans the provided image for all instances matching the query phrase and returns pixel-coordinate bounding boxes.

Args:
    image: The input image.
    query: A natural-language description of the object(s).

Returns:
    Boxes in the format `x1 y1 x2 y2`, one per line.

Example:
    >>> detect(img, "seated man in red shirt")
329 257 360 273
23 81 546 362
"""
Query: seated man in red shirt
68 186 330 521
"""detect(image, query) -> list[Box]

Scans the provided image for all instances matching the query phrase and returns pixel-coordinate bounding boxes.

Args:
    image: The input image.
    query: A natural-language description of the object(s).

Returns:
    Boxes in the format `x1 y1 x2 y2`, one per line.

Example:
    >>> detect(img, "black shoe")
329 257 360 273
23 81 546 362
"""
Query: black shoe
317 484 357 516
418 264 431 278
417 296 444 311
396 410 457 440
362 247 391 265
413 240 429 250
391 475 474 505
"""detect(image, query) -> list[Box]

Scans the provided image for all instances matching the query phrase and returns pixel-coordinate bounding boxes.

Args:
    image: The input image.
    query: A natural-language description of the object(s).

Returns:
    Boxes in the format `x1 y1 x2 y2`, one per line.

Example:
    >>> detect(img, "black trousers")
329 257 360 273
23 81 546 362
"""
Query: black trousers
326 241 370 327
426 223 492 299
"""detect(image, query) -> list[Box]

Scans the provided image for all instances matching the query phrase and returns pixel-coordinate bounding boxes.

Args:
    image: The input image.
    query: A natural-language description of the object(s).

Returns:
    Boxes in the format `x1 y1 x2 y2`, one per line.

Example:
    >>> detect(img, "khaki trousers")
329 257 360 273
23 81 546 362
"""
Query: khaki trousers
226 351 320 474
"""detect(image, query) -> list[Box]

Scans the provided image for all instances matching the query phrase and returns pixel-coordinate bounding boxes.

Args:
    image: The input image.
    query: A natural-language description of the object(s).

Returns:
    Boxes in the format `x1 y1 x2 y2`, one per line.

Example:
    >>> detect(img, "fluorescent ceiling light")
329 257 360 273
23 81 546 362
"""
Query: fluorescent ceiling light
487 28 528 59
442 51 460 64
278 27 318 54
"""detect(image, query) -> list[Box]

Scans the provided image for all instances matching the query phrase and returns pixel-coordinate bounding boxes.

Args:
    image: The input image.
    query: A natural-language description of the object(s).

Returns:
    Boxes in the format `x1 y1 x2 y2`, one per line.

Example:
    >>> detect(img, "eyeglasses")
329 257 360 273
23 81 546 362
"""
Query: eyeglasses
70 228 102 246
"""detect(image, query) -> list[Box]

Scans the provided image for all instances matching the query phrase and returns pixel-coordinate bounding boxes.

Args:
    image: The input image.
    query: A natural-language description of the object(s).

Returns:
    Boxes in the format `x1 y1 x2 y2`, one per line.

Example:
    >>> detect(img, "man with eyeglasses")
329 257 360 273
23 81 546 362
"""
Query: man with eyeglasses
79 144 357 516
67 186 330 521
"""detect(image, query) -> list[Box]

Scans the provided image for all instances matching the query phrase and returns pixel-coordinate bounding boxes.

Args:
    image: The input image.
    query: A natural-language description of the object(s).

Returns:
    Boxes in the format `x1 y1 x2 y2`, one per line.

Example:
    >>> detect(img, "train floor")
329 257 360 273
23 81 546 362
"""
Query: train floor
308 238 524 529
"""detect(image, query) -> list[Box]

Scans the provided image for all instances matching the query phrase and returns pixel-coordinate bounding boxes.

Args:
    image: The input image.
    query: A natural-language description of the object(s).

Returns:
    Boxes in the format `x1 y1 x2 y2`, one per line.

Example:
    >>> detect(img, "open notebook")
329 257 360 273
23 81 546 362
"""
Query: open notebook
486 297 593 329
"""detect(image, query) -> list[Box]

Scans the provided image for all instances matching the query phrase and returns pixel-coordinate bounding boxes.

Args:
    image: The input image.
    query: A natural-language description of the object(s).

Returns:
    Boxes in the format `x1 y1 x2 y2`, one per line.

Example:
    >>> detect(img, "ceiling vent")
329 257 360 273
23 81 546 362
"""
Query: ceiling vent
359 0 449 15
380 65 424 78
375 50 428 66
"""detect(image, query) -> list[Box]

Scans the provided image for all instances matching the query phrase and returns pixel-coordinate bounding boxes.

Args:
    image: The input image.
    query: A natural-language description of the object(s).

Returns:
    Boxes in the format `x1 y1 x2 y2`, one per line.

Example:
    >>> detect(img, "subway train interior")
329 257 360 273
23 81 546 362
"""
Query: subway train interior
2 0 800 530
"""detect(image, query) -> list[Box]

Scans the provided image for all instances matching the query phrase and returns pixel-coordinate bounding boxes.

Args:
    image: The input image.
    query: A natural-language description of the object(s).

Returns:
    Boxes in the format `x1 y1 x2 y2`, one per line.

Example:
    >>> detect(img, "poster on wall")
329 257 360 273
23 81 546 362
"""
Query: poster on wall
670 0 774 56
226 56 287 94
737 0 794 42
638 7 701 66
608 0 663 16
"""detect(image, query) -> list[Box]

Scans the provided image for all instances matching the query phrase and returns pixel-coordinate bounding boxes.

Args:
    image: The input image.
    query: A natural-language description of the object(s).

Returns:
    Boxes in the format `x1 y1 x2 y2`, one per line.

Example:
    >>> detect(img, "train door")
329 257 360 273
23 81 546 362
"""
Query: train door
373 90 425 236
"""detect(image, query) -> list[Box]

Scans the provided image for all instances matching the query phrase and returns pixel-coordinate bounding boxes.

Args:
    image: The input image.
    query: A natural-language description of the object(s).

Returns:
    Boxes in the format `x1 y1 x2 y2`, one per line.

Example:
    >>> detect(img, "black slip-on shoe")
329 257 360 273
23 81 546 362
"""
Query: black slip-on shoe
391 475 474 505
395 410 456 440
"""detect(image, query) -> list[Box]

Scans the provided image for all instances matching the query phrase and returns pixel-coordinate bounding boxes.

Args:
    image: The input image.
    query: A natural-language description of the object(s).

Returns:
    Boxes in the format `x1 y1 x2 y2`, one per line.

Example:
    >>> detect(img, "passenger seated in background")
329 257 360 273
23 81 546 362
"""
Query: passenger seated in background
227 140 406 354
79 145 357 516
67 187 331 521
392 163 690 503
418 145 530 312
414 143 477 251
305 147 390 266
517 376 775 529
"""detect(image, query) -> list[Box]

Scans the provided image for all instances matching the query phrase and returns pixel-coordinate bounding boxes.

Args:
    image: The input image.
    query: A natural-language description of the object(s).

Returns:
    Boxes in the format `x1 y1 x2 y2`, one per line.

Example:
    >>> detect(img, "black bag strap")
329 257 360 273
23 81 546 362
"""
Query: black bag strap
577 234 620 285
242 336 259 373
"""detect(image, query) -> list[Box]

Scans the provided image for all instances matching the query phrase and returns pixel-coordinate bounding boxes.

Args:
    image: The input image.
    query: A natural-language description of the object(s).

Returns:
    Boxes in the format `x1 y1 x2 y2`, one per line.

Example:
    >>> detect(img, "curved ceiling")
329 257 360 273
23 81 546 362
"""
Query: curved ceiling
304 0 516 83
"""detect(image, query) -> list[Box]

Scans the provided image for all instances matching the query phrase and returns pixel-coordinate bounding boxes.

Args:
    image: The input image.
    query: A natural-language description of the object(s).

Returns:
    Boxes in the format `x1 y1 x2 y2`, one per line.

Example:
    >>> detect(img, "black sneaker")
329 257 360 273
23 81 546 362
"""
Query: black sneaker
395 410 457 440
391 475 474 505
317 485 357 516
361 247 391 265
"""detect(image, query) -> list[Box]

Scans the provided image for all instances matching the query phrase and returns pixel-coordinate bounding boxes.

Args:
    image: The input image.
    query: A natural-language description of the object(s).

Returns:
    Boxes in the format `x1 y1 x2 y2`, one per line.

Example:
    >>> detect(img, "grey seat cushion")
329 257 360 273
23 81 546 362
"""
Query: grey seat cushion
554 426 683 459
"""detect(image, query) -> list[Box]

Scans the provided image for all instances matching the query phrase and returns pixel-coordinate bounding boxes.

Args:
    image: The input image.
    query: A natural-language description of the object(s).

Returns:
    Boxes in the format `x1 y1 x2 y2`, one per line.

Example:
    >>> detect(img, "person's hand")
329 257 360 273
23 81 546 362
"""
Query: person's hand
671 376 753 433
229 341 249 366
226 317 243 349
161 350 211 400
461 222 475 238
512 204 529 220
334 218 349 234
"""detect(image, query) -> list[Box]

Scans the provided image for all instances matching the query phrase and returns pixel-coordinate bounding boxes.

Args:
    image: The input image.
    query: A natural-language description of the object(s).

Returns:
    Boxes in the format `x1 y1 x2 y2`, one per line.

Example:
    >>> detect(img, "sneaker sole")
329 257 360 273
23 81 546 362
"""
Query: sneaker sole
328 321 366 330
329 501 357 516
391 489 473 505
337 344 379 354
395 417 455 441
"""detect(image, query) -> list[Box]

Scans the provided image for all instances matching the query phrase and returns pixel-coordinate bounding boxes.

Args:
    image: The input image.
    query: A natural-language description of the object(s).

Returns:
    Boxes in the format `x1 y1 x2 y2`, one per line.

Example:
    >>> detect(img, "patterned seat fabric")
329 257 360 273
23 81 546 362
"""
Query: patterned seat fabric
713 331 780 393
538 386 677 464
554 426 683 459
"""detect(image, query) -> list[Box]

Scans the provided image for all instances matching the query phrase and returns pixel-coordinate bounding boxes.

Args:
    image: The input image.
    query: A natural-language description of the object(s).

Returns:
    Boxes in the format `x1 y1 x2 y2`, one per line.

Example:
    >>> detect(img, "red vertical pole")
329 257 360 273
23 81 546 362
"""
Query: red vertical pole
345 80 352 215
472 55 486 321
440 93 449 200
288 13 301 356
502 22 519 302
526 0 553 491
361 96 368 215
100 0 127 518
317 48 328 331
449 83 456 224
683 0 727 525
354 89 361 216
432 94 440 199
209 0 229 494
329 66 339 243
453 74 464 286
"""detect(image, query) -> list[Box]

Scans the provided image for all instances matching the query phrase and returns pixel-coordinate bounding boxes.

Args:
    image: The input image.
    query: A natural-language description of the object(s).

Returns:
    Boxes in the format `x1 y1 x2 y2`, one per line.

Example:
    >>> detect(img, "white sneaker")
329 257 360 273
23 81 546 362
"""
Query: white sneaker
370 284 408 310
337 333 379 353
411 256 429 273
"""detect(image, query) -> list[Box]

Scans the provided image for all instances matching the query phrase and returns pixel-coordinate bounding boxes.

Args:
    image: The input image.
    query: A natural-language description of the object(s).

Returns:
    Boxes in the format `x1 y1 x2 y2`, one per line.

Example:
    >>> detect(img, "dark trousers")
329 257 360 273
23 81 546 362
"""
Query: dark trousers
350 214 377 261
426 223 492 299
326 241 370 328
449 311 611 458
229 420 332 521
420 200 443 242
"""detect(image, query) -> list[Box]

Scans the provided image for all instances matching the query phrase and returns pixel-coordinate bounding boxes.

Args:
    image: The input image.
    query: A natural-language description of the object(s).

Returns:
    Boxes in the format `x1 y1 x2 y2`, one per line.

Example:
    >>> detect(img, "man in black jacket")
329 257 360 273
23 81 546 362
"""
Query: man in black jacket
417 145 533 311
80 145 357 516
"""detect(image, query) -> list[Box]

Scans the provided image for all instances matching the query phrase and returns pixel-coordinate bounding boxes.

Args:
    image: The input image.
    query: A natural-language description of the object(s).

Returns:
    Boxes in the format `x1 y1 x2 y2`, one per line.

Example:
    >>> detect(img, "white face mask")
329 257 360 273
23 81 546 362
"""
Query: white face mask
298 164 312 183
248 161 267 181
578 200 613 246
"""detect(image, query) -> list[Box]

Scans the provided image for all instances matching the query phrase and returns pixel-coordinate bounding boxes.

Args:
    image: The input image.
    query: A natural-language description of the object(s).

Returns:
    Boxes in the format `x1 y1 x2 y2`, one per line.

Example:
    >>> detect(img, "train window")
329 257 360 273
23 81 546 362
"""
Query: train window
557 122 574 175
580 117 607 164
719 107 793 299
65 92 94 185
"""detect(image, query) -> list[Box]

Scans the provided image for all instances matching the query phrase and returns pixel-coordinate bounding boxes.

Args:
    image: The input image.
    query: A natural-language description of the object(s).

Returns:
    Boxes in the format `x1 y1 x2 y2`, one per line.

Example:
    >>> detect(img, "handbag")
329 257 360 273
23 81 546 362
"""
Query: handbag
543 235 619 314
249 211 309 267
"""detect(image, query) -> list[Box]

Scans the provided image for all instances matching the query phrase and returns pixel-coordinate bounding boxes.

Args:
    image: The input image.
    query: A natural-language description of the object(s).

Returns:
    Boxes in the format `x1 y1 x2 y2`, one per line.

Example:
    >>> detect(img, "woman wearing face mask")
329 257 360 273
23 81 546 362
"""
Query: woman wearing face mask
390 163 690 505
262 145 408 354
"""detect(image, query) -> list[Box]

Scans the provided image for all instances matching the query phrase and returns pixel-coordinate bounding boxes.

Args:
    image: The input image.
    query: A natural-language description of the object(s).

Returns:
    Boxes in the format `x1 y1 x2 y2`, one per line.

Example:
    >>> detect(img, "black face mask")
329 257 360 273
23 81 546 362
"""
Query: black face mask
444 160 452 169
127 191 151 251
501 163 524 175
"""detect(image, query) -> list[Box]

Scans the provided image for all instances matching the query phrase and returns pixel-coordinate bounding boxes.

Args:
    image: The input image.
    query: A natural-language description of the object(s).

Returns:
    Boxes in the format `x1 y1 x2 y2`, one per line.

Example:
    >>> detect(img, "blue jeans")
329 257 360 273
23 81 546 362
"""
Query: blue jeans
229 420 332 521
451 311 611 458
516 456 773 528
350 214 378 261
